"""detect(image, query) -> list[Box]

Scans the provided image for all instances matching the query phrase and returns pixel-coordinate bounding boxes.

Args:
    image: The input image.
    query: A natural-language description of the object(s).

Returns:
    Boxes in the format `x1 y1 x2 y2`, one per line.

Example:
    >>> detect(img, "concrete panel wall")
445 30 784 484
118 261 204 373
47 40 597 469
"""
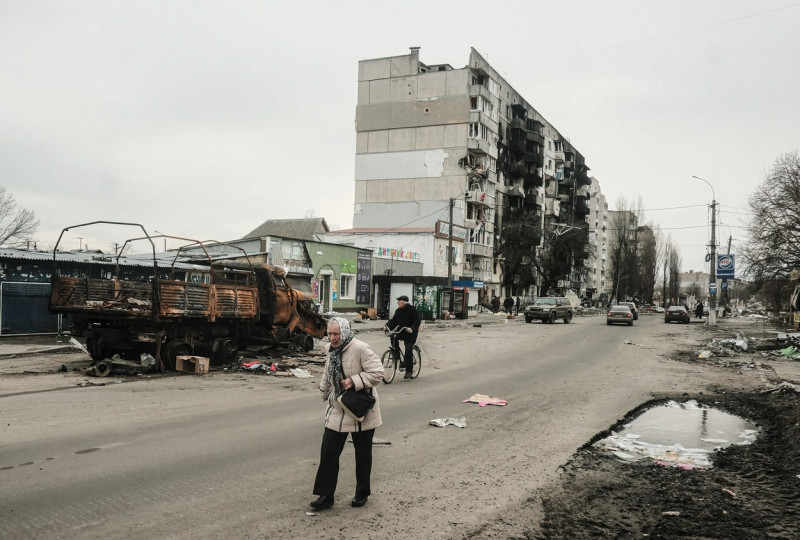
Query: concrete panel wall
353 200 463 229
367 130 389 153
355 149 451 180
390 55 418 78
386 178 416 202
356 175 466 205
391 77 418 101
359 58 391 81
415 175 467 201
356 95 470 132
388 128 415 151
369 79 391 103
358 81 370 105
445 69 470 95
364 178 389 202
444 124 468 147
415 125 445 149
418 71 447 99
356 131 369 153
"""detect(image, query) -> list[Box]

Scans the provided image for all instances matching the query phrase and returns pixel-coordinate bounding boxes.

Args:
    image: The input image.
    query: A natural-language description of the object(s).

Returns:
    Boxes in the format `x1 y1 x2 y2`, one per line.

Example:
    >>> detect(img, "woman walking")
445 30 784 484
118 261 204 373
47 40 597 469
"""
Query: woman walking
310 317 384 510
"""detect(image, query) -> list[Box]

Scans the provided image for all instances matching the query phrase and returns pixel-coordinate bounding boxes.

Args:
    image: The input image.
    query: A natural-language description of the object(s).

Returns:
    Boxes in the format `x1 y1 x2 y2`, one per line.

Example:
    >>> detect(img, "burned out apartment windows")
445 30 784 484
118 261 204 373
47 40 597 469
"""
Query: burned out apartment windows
468 122 490 142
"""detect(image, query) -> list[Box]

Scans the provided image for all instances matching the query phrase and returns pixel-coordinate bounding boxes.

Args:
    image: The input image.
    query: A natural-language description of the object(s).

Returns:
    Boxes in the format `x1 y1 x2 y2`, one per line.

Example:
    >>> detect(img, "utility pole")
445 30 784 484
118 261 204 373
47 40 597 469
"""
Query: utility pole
447 197 454 286
692 176 717 327
709 197 717 326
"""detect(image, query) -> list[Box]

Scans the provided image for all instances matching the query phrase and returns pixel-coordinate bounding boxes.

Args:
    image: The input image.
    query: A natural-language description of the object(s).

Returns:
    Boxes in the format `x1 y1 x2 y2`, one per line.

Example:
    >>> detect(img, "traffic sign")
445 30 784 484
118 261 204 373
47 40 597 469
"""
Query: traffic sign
709 283 718 295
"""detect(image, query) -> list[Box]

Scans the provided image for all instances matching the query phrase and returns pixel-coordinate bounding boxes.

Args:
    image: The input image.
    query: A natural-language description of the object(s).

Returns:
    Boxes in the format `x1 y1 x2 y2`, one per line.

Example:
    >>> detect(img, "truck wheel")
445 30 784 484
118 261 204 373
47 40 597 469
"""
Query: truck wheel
162 340 191 371
525 316 532 323
564 312 572 324
549 312 556 324
211 338 238 365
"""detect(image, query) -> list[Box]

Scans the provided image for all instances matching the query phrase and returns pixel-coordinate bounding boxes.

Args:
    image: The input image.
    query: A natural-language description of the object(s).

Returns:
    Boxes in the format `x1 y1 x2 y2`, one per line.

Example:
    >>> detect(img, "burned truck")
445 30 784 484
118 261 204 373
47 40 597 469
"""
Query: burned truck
48 222 328 370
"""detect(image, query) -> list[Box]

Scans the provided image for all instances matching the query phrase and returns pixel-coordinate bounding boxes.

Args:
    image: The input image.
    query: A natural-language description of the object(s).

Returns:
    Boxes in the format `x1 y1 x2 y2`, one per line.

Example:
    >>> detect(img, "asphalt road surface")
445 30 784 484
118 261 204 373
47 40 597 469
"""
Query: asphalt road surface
1 314 720 539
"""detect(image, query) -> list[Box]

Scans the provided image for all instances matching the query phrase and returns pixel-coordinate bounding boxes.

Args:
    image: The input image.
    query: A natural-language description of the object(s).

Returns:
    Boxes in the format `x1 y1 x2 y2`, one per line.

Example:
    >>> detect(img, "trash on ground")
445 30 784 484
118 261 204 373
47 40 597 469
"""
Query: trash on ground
429 416 467 428
698 350 712 359
463 393 508 407
69 337 91 356
88 353 157 377
779 345 800 360
290 368 312 378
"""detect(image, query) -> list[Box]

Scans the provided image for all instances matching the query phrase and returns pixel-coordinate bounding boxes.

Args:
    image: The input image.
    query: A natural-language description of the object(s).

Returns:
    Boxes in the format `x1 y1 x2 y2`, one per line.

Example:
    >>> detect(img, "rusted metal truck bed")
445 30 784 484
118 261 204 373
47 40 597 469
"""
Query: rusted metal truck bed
50 276 258 321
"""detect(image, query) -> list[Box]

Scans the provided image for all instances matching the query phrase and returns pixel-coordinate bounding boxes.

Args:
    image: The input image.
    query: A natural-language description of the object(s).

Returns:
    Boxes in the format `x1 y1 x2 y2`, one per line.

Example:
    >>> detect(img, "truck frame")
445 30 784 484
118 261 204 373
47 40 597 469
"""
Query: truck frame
48 221 328 370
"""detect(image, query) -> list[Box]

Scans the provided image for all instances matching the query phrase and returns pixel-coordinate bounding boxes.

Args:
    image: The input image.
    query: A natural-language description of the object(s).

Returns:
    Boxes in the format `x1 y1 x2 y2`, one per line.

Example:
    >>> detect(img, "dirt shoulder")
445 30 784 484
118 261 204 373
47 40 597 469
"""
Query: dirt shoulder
465 317 800 539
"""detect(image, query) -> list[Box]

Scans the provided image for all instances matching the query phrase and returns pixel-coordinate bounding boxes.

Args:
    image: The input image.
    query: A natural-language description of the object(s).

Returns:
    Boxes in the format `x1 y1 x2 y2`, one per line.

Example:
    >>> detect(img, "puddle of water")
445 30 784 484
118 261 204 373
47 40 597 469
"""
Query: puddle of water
594 400 759 469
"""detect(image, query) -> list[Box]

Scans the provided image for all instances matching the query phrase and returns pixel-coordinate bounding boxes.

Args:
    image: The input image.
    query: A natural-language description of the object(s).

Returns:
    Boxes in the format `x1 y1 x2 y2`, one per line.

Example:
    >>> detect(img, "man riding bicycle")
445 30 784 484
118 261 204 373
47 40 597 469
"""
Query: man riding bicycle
385 295 421 380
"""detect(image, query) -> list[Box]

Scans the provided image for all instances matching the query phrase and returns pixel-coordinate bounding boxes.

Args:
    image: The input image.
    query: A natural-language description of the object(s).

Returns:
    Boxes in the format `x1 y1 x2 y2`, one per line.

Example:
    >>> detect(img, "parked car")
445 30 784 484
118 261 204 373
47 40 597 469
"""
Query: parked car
617 301 638 320
653 306 665 313
525 296 573 324
665 306 691 324
607 305 634 326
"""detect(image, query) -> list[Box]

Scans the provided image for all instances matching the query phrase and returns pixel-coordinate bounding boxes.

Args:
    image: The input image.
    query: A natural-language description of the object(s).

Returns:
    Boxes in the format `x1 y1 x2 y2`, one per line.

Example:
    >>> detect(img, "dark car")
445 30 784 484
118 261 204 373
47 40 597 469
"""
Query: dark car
525 297 573 324
665 306 690 324
607 305 633 326
617 301 638 320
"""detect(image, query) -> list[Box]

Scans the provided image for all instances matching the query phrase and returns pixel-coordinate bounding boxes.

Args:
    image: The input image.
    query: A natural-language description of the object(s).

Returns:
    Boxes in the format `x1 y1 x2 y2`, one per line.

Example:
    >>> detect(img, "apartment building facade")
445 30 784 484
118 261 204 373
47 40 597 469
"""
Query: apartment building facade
354 47 595 300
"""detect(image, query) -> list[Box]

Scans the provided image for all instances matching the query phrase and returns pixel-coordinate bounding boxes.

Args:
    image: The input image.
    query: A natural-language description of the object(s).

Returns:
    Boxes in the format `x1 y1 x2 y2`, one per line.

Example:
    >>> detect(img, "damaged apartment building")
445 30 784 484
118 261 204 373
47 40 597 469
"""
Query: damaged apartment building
351 47 606 303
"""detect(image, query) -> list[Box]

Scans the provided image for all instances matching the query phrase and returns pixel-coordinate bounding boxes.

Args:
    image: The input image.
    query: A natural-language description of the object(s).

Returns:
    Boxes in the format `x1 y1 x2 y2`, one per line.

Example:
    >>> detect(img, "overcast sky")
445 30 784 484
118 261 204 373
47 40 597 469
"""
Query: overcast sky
2 1 798 272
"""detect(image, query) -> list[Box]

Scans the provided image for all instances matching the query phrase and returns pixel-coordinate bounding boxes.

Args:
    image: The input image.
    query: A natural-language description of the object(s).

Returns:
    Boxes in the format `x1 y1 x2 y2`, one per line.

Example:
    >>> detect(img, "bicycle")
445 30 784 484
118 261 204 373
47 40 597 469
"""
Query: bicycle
381 326 422 384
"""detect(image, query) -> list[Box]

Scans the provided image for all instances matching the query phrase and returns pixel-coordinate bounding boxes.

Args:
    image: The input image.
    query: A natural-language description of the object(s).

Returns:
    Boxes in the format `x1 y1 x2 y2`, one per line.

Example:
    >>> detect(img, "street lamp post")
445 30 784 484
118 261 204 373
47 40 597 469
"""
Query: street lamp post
691 175 717 327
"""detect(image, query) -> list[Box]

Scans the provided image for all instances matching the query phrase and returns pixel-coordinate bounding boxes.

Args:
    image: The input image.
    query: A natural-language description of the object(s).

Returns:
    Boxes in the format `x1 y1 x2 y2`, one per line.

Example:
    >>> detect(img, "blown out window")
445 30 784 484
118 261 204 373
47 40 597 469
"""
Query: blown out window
340 274 355 299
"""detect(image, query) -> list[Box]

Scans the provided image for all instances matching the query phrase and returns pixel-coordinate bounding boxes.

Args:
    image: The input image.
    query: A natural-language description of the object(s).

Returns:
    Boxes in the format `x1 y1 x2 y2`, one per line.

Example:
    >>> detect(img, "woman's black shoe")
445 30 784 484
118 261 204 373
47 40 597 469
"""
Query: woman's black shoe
351 496 368 507
310 495 334 510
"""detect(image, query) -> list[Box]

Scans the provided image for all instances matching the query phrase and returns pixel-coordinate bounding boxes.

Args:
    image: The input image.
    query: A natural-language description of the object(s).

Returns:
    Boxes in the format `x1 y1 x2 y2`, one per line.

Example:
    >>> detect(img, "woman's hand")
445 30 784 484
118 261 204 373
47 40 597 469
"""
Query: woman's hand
342 377 354 390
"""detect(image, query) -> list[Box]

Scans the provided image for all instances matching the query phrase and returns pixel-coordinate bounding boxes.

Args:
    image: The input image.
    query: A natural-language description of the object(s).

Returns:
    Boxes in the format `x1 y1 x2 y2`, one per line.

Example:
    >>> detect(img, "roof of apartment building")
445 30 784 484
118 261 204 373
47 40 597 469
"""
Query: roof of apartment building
325 227 435 235
243 218 330 241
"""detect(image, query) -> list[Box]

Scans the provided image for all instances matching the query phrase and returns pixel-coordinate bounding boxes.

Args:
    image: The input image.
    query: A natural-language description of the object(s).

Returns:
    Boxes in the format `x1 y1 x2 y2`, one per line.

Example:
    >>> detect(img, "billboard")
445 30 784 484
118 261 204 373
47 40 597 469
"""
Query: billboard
716 254 735 279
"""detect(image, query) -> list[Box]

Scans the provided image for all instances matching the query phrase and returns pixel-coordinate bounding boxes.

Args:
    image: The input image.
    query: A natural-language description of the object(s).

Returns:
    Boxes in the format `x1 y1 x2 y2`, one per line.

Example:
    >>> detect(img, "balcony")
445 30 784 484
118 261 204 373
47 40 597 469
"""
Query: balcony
510 117 527 131
466 189 490 206
554 150 565 163
468 84 494 101
509 139 526 155
467 137 492 155
506 185 524 198
464 242 493 258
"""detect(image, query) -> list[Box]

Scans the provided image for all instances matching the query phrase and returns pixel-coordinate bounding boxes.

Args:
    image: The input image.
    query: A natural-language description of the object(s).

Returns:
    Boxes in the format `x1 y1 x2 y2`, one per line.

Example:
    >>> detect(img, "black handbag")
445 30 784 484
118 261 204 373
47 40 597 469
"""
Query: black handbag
337 387 376 422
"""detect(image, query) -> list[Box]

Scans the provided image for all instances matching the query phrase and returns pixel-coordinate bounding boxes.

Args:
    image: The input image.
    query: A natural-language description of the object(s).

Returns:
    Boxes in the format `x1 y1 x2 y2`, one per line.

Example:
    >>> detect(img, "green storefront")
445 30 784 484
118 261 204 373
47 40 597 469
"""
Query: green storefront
306 241 372 313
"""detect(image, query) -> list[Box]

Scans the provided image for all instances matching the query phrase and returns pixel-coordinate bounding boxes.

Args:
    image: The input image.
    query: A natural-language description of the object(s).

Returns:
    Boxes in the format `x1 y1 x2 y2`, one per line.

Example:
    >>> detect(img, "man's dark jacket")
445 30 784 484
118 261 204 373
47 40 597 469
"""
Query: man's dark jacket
387 304 421 340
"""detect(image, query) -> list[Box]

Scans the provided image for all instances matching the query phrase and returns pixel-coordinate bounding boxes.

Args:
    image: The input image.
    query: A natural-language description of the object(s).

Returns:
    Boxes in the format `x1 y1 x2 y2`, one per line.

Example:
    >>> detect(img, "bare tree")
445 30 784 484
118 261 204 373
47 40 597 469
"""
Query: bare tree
608 197 640 302
0 187 39 248
741 152 800 287
667 243 682 306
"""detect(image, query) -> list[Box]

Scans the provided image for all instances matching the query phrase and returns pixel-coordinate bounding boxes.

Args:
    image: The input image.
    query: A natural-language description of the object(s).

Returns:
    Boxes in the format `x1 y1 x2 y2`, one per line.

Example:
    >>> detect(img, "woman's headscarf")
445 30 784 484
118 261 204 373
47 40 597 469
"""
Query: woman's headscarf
326 317 354 395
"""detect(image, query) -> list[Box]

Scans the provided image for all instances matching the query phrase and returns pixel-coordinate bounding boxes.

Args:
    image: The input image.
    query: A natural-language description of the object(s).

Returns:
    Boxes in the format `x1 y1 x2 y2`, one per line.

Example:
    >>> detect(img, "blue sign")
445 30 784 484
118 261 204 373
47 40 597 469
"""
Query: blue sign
717 254 735 279
709 282 717 295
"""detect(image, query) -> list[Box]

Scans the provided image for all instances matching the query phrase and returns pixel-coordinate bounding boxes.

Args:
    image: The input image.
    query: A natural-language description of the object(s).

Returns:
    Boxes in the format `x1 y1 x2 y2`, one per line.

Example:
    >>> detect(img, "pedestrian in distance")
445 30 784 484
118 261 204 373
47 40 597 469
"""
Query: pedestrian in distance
310 317 384 511
695 301 704 319
503 296 514 314
386 295 421 380
515 296 521 315
491 295 500 313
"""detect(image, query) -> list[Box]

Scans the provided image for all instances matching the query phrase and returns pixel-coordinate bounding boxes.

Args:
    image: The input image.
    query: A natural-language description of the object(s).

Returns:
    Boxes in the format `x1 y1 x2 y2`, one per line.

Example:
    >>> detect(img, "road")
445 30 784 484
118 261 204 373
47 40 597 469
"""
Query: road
0 313 717 539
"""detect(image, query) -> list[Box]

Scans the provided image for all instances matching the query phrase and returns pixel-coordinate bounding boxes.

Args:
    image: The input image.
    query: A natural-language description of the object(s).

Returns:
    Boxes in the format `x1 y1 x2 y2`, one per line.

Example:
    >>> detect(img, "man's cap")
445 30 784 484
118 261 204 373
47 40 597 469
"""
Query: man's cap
396 295 409 302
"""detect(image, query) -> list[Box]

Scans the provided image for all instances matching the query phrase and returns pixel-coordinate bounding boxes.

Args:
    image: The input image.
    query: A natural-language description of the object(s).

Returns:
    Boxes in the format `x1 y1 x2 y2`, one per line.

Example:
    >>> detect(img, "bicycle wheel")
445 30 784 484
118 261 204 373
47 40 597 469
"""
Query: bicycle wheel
410 345 422 379
381 349 397 384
